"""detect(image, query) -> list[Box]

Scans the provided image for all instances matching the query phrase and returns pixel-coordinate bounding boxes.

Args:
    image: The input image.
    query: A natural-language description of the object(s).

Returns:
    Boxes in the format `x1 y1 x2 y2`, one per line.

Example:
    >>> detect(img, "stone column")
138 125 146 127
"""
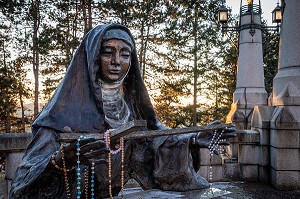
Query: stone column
226 4 268 130
270 0 300 190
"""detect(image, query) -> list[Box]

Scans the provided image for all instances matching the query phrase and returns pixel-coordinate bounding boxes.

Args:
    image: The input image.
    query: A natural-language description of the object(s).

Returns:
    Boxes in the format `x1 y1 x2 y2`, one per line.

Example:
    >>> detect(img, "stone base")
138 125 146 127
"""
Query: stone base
112 187 232 199
270 105 300 189
226 105 252 130
271 169 300 190
259 166 270 182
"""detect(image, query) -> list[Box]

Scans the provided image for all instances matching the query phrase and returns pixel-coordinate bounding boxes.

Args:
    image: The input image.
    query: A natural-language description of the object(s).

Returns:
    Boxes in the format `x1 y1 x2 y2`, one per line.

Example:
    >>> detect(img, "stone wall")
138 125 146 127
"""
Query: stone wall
1 122 299 199
197 129 265 183
0 133 32 199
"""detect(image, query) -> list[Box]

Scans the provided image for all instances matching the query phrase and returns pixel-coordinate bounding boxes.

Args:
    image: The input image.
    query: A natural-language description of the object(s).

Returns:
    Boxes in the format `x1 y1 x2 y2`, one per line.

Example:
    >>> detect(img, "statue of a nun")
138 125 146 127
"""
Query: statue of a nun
10 24 235 199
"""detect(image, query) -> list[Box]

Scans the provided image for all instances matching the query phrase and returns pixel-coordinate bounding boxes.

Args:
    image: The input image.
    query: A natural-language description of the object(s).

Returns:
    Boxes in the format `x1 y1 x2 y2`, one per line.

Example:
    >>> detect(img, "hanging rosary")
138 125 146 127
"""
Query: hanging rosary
208 129 225 182
55 131 125 199
104 130 125 199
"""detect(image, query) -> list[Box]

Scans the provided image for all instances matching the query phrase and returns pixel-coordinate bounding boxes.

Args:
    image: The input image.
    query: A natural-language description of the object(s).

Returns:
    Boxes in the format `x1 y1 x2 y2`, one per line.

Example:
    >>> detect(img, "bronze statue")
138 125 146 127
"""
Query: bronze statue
10 24 235 199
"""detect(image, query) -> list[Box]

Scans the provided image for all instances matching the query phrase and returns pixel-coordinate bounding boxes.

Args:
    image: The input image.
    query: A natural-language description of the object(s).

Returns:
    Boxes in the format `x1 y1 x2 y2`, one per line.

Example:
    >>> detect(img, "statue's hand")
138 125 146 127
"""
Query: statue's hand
54 127 109 168
191 120 236 154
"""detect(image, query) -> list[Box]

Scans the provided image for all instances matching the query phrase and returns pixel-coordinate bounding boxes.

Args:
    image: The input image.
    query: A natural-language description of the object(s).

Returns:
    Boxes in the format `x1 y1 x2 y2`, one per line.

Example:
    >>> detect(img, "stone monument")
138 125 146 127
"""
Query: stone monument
243 0 300 189
269 0 300 189
226 0 268 130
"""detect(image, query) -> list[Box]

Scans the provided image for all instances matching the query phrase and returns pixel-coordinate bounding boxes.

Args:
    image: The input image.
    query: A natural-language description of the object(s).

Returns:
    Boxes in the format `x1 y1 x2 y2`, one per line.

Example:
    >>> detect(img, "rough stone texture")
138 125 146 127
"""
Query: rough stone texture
239 145 260 165
199 164 243 182
270 147 300 171
209 165 224 182
273 80 300 106
239 144 269 166
272 0 300 107
199 148 223 165
223 163 242 181
0 133 32 151
258 166 270 183
226 104 250 130
271 169 300 190
248 106 272 183
198 165 224 182
230 130 260 144
5 152 25 180
226 130 260 167
251 106 274 129
0 178 7 199
117 182 300 199
271 106 300 130
277 2 300 69
0 134 31 199
272 0 300 103
257 128 270 146
270 129 300 148
237 14 264 88
113 187 232 199
259 146 270 167
241 165 258 181
269 1 300 190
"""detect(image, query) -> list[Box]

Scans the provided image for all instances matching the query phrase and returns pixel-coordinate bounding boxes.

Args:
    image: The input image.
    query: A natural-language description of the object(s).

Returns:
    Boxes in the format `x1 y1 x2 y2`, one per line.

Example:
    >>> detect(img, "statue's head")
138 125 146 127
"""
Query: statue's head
98 28 134 83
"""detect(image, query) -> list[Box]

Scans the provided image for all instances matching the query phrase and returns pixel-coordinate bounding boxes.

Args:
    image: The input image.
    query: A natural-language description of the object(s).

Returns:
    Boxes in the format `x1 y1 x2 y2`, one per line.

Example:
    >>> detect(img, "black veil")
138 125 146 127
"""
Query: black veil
32 24 158 136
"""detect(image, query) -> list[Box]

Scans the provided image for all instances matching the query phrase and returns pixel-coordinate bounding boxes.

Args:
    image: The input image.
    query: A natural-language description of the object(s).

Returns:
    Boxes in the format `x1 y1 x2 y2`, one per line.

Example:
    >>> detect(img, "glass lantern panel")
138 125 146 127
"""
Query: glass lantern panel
219 12 228 22
275 11 282 21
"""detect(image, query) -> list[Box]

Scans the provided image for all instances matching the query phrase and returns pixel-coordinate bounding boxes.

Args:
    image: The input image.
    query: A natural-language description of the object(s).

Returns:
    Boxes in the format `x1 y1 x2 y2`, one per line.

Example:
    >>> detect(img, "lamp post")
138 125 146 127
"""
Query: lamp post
218 0 282 33
218 5 228 24
272 2 282 24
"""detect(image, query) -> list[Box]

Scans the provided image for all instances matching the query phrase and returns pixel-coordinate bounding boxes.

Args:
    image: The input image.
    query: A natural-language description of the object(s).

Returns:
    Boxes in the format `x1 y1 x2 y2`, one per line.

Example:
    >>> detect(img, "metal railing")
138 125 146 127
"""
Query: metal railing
240 4 261 15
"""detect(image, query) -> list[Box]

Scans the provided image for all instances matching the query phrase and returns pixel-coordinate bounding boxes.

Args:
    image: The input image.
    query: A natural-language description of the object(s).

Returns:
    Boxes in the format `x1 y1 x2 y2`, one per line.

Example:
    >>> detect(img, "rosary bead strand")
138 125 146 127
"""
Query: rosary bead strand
61 144 71 199
105 130 113 199
121 137 124 198
84 166 89 199
104 130 125 199
76 136 83 199
91 161 95 199
51 152 76 172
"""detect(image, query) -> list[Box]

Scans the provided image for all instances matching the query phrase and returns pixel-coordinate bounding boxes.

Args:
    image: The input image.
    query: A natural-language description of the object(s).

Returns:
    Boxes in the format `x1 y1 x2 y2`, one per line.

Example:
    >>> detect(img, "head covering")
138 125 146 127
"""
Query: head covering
32 24 158 135
98 28 132 85
102 28 134 48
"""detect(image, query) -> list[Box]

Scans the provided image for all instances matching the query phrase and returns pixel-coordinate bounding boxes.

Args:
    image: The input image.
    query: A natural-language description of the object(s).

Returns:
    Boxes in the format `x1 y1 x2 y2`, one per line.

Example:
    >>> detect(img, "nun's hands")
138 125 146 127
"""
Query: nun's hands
53 126 109 169
190 120 236 154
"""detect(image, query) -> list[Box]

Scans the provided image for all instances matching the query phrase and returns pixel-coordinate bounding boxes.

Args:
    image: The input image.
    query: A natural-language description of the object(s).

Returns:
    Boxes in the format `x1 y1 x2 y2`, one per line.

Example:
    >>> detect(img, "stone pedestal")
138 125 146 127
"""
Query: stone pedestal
269 0 300 190
251 106 275 182
226 9 268 129
270 107 300 189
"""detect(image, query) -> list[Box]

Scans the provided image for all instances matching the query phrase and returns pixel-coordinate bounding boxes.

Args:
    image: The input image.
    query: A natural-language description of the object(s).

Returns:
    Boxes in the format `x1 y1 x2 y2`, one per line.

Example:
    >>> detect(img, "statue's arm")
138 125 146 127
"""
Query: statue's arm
9 127 65 198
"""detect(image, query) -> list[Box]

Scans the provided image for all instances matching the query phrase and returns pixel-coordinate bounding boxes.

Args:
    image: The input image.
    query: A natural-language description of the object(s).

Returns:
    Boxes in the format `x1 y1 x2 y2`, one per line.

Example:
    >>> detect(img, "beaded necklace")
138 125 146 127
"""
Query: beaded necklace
76 136 83 199
58 130 125 199
104 130 125 199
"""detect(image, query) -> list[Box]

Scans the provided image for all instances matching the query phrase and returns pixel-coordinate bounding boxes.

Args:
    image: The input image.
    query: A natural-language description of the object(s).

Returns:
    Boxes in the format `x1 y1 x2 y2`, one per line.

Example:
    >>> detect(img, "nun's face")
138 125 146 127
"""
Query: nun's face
100 39 131 82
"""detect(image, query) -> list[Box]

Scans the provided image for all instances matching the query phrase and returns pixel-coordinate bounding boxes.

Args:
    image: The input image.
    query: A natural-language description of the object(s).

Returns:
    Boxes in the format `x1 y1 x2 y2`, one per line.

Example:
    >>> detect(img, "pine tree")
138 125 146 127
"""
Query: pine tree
0 0 36 131
0 33 15 132
152 0 232 126
263 27 279 94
